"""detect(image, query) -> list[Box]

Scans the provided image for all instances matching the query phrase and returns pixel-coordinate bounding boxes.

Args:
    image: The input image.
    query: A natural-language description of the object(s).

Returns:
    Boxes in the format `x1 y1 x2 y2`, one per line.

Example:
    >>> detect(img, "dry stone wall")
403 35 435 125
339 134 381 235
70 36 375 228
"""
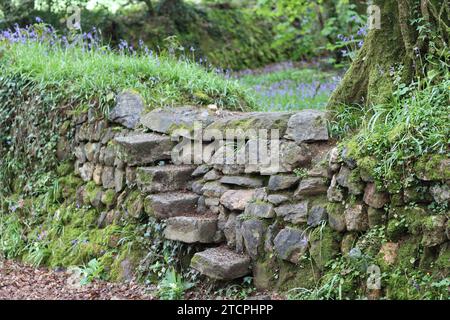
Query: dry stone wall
69 92 449 292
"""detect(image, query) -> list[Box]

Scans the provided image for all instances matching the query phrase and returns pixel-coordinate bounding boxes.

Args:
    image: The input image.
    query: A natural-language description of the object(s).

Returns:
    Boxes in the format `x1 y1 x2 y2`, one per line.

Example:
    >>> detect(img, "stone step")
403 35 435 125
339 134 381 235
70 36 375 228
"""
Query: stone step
190 247 251 280
114 133 175 166
144 192 199 219
136 165 195 193
164 215 219 244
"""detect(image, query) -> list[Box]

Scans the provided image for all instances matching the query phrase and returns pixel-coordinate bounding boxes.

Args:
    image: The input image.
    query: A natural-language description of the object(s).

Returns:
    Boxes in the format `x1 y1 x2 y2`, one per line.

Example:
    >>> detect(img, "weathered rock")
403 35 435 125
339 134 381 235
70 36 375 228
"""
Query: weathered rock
341 146 357 169
307 204 328 227
404 186 433 204
191 180 205 195
220 176 264 188
336 166 364 195
124 191 144 219
363 183 389 209
74 145 86 164
136 165 195 193
220 189 255 211
204 169 222 181
275 202 308 224
285 110 328 143
109 91 144 129
268 174 299 191
264 222 280 253
341 233 357 254
273 228 308 264
223 213 238 247
164 216 218 243
56 137 70 161
422 215 447 247
79 162 94 182
309 227 339 269
85 142 100 162
114 169 125 193
204 197 220 207
344 203 369 232
114 133 175 166
379 242 399 265
267 194 290 206
414 154 450 181
190 247 251 280
103 145 116 166
245 202 275 218
294 177 328 198
279 141 312 172
201 181 230 198
191 164 211 177
92 165 103 185
327 203 346 232
206 112 293 137
125 167 136 187
253 187 269 202
102 166 115 189
430 184 450 204
327 175 344 202
367 207 387 228
241 219 266 259
144 192 199 219
141 106 219 137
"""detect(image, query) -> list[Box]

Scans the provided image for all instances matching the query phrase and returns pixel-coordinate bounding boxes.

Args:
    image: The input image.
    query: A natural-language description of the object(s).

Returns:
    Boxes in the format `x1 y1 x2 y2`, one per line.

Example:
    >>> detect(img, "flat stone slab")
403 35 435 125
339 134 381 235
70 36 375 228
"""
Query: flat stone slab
190 247 251 280
140 106 233 138
144 192 199 219
114 133 174 166
164 216 218 243
220 176 264 188
136 165 195 193
285 110 329 143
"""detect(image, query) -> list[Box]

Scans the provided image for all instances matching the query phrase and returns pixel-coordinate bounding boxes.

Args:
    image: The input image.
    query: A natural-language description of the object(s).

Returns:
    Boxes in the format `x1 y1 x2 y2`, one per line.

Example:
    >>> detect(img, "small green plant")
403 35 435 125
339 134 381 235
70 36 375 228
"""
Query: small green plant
156 268 194 300
293 168 308 178
76 258 106 286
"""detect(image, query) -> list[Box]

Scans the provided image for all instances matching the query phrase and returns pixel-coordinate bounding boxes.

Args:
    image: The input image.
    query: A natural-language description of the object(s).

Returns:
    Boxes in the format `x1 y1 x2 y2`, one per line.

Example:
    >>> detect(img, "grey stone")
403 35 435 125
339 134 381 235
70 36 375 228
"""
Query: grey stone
74 145 86 164
223 213 238 247
79 162 94 182
307 205 328 227
144 192 199 219
201 181 230 198
191 164 211 177
336 166 364 195
114 169 125 193
264 223 280 253
125 167 136 187
141 106 219 137
220 176 264 188
341 147 357 169
327 175 344 202
363 183 389 209
275 202 309 224
191 247 251 280
191 180 205 195
245 202 275 218
103 145 116 166
109 92 144 129
294 177 328 199
136 165 195 193
268 174 299 191
328 205 346 232
273 228 308 264
164 216 218 243
204 169 222 181
345 203 369 232
253 188 268 202
114 133 175 166
422 215 447 247
204 197 220 207
430 184 450 204
285 110 329 143
220 189 255 211
85 142 100 162
92 165 103 185
267 194 290 206
102 166 115 189
241 219 266 259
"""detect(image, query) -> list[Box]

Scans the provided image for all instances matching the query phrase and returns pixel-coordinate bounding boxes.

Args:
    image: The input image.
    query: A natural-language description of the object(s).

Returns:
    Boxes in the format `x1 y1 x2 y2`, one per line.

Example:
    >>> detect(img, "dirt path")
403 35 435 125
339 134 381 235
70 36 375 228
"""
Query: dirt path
0 259 155 300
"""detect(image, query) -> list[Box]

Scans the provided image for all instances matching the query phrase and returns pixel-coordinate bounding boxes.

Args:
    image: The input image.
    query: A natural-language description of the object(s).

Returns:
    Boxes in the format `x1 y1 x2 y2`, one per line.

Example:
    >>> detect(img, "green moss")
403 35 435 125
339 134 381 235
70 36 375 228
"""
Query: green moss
101 189 116 207
56 162 74 176
124 190 144 219
357 156 376 182
414 154 450 181
308 226 340 270
396 237 421 269
387 219 408 241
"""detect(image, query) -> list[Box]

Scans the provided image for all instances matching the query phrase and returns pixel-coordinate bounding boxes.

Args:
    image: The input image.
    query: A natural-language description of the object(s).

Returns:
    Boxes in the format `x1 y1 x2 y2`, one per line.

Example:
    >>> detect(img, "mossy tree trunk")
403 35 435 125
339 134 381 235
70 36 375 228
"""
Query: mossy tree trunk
328 0 449 109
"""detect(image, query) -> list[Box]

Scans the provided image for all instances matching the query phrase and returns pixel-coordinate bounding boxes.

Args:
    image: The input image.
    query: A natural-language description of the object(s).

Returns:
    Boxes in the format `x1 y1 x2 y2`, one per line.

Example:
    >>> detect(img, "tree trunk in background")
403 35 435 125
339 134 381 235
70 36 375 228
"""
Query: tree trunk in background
327 0 449 110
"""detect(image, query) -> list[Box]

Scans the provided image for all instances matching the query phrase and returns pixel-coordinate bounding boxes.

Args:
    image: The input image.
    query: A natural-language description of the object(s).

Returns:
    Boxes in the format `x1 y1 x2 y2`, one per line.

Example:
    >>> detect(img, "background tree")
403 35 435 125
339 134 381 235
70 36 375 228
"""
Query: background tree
328 0 449 108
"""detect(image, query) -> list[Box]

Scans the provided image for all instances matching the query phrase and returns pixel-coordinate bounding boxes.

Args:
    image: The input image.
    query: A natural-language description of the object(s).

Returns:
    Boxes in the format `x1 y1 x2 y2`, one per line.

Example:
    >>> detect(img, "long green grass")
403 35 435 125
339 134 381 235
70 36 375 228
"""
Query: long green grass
0 41 254 113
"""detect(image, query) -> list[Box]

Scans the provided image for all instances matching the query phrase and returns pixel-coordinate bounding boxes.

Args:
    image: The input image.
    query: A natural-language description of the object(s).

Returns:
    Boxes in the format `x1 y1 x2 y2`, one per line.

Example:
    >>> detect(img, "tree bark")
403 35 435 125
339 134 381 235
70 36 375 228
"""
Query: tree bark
327 0 449 110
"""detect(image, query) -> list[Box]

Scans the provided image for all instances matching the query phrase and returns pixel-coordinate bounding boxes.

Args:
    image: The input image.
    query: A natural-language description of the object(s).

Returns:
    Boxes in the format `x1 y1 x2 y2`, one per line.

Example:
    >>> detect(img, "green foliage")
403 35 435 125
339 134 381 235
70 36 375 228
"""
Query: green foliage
156 268 194 300
75 258 107 285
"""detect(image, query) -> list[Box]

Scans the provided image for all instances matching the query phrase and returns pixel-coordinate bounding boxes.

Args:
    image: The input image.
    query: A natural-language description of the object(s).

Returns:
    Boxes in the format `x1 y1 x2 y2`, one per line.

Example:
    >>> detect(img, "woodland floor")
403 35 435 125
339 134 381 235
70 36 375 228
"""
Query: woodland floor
0 259 155 300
